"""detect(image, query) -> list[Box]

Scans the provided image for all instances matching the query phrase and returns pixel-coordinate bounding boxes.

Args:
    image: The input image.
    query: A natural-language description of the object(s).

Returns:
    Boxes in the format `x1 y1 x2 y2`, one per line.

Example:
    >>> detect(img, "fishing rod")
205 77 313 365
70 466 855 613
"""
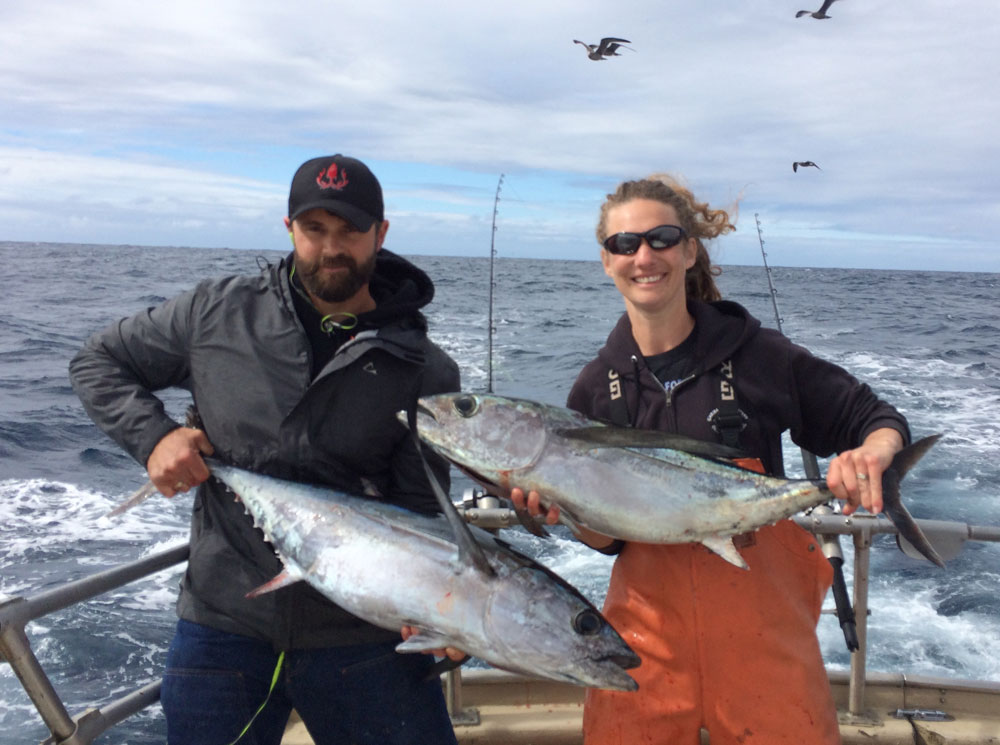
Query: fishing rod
454 175 508 529
487 174 504 394
754 213 858 653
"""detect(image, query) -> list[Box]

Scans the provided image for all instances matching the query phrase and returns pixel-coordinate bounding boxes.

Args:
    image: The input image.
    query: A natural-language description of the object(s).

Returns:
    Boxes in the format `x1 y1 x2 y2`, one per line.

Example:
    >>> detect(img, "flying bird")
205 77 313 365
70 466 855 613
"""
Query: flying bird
793 161 822 172
796 0 840 19
573 37 634 61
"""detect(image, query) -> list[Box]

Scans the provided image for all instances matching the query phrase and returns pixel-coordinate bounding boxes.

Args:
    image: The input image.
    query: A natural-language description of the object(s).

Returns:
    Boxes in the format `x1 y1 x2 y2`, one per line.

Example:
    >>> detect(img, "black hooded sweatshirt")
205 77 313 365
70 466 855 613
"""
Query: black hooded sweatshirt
568 300 909 478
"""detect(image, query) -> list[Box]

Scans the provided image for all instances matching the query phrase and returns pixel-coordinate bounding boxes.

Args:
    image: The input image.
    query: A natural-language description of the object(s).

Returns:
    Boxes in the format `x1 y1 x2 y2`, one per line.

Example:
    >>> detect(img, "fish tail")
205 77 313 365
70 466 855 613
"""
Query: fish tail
890 433 942 481
105 480 159 517
881 434 945 568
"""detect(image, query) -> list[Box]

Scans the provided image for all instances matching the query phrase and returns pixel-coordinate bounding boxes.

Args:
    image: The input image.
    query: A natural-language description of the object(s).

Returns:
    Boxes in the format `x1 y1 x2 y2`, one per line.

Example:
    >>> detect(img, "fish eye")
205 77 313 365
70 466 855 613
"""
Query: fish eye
572 609 603 636
453 395 479 418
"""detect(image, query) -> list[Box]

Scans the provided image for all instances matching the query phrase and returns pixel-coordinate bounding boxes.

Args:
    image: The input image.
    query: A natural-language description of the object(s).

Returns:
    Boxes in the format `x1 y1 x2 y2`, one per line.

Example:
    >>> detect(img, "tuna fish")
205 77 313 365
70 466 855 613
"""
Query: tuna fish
187 460 640 690
403 393 946 569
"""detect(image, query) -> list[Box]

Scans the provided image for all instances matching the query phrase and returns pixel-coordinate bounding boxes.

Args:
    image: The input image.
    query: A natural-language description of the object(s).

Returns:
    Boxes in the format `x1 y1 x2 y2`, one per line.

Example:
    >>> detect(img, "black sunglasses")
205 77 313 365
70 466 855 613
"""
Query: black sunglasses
602 224 687 255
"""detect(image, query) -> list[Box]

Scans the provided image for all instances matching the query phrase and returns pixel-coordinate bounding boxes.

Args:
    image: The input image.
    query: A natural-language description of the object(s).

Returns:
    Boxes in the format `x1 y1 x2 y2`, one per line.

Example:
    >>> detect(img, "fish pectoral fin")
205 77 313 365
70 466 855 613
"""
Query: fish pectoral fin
556 507 585 536
701 536 749 570
395 631 455 654
405 425 497 578
245 567 303 598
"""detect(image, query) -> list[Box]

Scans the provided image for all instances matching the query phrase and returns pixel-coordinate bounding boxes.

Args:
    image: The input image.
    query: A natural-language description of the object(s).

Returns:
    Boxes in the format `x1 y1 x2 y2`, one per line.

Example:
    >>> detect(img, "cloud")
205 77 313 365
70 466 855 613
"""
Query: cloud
1 0 998 270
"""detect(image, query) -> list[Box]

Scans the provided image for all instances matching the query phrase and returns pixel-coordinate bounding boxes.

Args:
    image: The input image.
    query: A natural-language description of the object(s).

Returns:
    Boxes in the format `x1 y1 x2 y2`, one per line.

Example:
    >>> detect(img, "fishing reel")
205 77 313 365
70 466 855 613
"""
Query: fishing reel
455 488 522 531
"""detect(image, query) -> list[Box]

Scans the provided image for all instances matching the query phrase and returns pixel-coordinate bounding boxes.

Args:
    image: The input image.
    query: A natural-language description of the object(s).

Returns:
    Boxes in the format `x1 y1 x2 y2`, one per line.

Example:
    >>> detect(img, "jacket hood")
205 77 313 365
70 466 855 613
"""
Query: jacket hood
596 300 762 375
367 247 435 323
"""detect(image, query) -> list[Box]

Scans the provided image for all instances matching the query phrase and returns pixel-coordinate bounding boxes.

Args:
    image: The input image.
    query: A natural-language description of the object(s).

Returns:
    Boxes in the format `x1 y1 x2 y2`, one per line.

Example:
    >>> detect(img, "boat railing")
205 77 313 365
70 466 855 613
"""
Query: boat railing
3 511 999 743
0 544 189 745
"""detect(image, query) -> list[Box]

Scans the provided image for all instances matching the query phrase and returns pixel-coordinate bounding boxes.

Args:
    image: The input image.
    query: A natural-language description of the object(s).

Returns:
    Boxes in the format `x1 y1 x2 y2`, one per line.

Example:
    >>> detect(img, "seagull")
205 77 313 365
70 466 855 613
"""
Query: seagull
573 37 634 61
796 0 840 19
793 161 822 172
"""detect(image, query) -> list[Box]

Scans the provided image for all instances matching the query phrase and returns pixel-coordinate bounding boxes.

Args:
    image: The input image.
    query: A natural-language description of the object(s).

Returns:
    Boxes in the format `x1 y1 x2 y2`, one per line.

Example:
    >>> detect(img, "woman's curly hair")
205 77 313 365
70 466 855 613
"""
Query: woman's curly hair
596 174 737 302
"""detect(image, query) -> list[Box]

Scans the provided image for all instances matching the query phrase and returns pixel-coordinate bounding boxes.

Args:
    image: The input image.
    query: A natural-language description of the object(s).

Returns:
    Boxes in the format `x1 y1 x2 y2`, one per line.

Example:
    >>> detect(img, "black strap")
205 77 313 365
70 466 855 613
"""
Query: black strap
712 359 745 449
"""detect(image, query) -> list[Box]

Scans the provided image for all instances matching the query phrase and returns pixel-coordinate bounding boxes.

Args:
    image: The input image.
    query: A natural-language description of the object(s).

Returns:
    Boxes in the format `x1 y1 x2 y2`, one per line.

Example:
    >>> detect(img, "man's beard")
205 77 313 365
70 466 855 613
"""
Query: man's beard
296 250 377 304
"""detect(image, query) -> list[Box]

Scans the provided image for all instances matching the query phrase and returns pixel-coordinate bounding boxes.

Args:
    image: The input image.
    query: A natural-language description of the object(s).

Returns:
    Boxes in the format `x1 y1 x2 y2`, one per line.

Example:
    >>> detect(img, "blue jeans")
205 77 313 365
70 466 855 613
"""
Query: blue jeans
160 619 458 745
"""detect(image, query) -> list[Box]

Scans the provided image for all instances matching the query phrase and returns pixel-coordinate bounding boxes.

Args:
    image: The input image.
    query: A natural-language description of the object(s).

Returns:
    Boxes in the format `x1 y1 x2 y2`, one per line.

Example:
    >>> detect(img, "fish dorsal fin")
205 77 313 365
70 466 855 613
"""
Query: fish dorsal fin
557 426 747 460
406 408 496 577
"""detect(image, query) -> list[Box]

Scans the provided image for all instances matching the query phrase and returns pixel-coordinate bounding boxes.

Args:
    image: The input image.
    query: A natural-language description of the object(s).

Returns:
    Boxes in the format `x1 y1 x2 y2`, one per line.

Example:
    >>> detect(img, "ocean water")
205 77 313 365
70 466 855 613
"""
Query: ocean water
2 241 999 743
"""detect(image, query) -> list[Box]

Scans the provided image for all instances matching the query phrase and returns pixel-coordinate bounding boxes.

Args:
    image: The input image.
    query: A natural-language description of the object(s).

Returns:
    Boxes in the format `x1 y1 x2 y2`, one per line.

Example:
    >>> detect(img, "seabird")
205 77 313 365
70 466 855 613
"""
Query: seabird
796 0 840 19
573 37 634 61
792 161 822 172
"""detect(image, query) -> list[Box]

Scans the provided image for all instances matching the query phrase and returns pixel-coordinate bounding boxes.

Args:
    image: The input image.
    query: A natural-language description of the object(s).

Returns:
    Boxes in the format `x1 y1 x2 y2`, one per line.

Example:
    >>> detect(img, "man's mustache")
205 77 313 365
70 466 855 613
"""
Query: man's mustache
307 255 356 272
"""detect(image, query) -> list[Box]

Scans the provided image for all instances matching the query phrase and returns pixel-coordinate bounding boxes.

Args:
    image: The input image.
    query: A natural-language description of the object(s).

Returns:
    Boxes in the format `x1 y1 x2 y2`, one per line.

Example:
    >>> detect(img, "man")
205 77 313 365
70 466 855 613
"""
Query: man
69 154 461 745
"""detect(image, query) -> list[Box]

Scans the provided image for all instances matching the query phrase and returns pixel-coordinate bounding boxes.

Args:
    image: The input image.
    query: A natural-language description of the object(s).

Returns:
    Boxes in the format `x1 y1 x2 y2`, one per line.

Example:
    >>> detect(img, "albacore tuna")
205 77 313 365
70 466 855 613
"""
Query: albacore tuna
403 393 945 569
152 460 640 691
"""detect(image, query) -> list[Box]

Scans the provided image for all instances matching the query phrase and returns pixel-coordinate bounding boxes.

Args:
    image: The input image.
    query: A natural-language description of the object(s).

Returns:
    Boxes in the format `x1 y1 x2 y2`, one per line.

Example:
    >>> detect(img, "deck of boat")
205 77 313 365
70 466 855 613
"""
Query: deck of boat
281 668 1000 744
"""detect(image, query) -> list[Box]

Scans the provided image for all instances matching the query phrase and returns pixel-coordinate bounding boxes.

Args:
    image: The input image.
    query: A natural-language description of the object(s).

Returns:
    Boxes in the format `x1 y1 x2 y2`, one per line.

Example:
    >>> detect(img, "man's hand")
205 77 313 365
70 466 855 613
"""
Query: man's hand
400 625 467 661
147 426 214 497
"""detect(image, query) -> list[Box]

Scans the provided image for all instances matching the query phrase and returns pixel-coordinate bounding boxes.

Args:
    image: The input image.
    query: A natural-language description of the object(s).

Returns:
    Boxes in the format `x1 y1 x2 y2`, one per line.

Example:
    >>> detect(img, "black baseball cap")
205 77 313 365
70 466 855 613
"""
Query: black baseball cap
287 154 384 231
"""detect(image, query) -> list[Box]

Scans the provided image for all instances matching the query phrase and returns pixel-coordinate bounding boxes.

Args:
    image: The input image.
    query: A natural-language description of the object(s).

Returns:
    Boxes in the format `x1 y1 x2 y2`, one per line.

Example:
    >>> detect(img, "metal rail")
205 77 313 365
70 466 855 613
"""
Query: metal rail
452 497 1000 723
4 513 999 742
0 543 189 745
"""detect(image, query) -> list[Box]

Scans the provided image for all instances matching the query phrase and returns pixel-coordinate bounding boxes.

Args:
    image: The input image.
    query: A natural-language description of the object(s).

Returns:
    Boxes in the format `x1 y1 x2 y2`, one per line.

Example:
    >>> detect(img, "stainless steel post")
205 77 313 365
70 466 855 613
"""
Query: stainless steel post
848 524 872 716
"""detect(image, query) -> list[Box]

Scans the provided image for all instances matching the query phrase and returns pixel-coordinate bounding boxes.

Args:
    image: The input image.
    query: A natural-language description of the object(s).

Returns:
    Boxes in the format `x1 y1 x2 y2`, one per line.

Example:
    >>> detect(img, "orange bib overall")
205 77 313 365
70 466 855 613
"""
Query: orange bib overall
584 520 839 745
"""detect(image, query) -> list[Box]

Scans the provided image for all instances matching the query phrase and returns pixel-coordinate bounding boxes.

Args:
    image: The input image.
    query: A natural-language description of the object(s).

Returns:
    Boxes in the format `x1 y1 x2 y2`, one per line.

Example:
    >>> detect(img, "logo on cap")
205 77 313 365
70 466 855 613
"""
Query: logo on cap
317 164 349 191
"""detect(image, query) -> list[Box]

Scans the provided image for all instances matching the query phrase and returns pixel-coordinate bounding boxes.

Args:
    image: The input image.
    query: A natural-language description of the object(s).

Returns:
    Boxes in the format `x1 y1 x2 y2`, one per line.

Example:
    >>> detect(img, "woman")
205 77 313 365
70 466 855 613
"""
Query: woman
515 174 909 744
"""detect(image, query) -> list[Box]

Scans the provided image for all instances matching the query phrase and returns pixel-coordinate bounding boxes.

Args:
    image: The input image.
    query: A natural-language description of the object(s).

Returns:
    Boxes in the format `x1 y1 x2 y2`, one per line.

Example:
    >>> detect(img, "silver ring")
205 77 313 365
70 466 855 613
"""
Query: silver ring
174 481 188 490
856 473 869 482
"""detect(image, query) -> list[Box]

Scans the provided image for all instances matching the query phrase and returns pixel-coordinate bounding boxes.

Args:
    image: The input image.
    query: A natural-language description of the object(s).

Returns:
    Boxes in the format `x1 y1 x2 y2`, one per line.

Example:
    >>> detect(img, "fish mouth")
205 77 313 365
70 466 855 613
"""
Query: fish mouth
598 651 642 670
566 662 639 692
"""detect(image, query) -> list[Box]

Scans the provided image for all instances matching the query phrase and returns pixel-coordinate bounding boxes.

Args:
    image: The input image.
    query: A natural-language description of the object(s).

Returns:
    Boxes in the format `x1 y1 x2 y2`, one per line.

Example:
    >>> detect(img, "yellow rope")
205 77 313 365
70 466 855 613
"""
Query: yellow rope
228 650 285 745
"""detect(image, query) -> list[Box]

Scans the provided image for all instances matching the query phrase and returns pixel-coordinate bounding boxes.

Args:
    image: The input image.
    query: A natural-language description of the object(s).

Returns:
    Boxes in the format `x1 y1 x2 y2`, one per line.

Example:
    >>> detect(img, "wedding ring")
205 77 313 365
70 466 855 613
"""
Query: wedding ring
175 481 188 490
856 473 869 482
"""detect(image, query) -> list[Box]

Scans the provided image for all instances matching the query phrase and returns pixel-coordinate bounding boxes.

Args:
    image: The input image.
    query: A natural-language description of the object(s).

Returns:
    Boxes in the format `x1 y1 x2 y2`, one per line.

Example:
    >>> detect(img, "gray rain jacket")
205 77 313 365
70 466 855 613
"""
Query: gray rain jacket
70 249 461 649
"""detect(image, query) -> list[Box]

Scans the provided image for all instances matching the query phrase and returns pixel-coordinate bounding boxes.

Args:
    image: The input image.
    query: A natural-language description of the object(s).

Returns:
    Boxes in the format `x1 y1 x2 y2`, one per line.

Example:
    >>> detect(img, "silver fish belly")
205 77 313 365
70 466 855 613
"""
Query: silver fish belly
206 461 639 691
404 393 944 569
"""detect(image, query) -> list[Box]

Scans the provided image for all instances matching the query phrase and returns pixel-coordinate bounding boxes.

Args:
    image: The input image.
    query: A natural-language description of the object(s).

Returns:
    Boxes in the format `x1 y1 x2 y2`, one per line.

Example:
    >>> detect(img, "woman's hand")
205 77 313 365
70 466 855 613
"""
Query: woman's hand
826 428 904 516
510 487 619 551
510 487 561 523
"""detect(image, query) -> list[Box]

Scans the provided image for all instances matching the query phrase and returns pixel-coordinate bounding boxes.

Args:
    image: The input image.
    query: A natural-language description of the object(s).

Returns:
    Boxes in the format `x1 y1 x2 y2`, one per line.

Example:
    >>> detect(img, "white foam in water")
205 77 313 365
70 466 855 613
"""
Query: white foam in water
867 578 1000 680
116 580 184 612
0 479 189 550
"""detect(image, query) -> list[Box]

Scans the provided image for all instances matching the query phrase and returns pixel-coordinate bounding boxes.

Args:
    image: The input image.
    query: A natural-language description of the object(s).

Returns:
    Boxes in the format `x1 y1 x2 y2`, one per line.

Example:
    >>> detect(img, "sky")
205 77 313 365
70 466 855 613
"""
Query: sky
1 0 999 272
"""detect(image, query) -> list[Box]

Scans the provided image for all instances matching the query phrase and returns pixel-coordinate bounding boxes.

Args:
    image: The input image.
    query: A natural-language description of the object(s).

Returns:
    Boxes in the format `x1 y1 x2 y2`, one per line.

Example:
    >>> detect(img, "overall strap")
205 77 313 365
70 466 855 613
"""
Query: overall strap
711 359 747 449
607 368 631 426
